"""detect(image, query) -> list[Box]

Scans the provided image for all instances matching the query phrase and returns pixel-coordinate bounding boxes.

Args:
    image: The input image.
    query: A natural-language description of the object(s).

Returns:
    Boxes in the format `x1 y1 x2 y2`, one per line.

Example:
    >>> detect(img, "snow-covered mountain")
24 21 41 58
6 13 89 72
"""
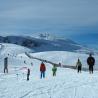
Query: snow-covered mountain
0 43 32 57
0 36 93 53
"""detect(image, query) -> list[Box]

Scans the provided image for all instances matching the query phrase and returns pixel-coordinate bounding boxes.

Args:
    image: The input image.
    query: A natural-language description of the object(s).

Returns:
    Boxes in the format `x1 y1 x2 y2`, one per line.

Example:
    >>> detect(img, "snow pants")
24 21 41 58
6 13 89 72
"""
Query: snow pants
53 71 56 76
4 68 8 73
89 66 93 74
27 74 30 81
78 66 81 73
40 71 45 79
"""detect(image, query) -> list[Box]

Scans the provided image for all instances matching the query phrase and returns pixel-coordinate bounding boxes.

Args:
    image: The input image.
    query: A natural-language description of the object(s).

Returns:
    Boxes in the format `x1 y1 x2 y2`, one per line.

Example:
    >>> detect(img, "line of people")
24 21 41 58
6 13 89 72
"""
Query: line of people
40 53 95 77
27 53 95 81
3 53 95 81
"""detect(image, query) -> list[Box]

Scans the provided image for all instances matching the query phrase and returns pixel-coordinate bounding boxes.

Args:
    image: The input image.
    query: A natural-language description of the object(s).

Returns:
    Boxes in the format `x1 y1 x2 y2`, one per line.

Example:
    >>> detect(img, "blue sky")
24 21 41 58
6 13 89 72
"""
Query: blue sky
0 0 98 49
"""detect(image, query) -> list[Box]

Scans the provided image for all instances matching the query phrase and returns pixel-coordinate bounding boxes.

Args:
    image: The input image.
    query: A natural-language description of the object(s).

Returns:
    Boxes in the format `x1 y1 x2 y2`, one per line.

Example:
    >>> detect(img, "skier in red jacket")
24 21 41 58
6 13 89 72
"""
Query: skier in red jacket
40 62 46 79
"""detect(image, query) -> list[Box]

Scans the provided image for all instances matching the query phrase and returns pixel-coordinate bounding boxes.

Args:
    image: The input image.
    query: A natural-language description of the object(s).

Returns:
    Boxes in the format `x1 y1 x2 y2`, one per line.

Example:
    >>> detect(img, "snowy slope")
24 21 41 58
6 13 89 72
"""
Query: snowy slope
1 67 98 98
0 51 98 98
0 43 98 98
0 43 32 56
0 43 33 72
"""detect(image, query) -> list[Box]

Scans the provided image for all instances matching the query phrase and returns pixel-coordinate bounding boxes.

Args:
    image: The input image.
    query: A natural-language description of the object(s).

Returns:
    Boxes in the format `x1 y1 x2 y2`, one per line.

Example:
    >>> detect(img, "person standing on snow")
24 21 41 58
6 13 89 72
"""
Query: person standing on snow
76 58 82 73
27 68 30 81
40 62 46 79
52 64 57 76
4 57 8 73
87 53 95 74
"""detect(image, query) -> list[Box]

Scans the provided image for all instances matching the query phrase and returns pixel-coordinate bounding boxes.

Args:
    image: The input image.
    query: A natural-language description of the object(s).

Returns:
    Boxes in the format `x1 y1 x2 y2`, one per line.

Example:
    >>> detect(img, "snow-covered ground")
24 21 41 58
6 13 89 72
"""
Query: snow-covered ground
0 43 32 56
0 43 32 72
0 43 98 98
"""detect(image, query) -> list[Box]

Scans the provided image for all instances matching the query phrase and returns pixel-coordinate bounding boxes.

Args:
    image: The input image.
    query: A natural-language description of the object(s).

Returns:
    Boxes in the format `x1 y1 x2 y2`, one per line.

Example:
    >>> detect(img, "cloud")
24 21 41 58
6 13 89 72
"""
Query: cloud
0 0 98 35
0 1 98 20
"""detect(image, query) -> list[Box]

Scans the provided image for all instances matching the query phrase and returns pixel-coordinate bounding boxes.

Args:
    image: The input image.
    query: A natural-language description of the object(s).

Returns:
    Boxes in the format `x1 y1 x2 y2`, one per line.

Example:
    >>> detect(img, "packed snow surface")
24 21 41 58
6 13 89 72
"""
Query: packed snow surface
0 44 98 98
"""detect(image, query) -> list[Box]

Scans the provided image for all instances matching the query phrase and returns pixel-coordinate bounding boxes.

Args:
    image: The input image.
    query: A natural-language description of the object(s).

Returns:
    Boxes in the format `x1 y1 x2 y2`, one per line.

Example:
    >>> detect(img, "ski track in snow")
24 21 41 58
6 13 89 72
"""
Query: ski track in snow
1 68 98 98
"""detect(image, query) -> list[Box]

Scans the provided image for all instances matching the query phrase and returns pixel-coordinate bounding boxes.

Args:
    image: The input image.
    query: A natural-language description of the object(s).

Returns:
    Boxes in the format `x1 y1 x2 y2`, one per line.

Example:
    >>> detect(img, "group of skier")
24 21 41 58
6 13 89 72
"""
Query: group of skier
28 53 95 80
3 53 95 81
76 53 95 74
26 62 57 80
39 53 95 81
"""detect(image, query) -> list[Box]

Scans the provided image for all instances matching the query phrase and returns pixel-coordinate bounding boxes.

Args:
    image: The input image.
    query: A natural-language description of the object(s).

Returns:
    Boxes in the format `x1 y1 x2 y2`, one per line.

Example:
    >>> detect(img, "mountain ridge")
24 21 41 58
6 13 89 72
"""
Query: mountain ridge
0 35 94 54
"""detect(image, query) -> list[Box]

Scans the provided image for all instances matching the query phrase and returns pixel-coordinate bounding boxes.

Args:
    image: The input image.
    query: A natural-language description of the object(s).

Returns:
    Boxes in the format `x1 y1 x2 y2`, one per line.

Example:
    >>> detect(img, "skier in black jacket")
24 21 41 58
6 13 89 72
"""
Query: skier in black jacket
87 54 95 74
